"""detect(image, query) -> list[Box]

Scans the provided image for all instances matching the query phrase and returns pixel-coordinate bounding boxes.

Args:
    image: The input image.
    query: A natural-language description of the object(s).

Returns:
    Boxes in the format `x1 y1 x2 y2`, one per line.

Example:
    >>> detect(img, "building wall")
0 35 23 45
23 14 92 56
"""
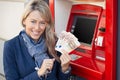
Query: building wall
55 0 72 36
0 39 5 76
0 1 24 40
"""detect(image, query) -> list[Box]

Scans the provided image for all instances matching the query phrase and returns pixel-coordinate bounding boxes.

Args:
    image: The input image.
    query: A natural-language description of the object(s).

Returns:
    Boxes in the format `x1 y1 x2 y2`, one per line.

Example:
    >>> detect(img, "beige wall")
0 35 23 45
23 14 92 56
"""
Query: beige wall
0 39 5 76
55 0 72 36
0 1 24 40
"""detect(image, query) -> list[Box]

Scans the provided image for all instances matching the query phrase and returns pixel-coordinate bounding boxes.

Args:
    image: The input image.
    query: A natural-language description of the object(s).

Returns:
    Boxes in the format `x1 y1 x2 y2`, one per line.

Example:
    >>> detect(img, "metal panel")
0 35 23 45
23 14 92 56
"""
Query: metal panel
105 0 117 80
117 0 120 80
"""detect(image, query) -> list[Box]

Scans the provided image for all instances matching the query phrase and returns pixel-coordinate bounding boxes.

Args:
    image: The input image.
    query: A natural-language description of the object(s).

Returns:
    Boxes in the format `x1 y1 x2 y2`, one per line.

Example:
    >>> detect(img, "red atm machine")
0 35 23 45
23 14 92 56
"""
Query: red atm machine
49 0 117 80
66 4 106 80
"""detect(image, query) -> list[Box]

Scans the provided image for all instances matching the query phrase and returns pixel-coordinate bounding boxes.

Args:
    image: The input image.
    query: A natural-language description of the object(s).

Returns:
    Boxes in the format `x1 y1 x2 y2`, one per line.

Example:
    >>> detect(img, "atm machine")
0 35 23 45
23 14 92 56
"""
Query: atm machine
66 4 105 80
48 0 117 80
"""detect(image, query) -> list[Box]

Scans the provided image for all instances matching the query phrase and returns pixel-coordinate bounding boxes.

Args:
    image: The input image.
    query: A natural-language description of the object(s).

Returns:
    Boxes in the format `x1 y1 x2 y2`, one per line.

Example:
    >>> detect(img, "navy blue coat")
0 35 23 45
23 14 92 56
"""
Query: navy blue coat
3 33 70 80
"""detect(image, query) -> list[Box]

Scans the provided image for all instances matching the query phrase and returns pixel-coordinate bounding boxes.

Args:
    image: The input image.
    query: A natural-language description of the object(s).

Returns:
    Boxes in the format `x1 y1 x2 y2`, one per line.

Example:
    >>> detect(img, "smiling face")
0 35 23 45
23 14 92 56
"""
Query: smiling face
23 10 47 42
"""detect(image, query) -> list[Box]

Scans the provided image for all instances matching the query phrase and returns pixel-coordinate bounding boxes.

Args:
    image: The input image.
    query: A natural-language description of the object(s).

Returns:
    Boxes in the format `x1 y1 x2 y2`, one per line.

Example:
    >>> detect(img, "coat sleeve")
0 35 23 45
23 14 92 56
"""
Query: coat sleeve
3 41 42 80
56 52 71 80
57 62 71 80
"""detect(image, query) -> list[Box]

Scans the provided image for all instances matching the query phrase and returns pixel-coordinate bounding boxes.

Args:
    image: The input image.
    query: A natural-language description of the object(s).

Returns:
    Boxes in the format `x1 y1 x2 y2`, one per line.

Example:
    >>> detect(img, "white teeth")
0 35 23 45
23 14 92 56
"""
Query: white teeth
32 31 39 35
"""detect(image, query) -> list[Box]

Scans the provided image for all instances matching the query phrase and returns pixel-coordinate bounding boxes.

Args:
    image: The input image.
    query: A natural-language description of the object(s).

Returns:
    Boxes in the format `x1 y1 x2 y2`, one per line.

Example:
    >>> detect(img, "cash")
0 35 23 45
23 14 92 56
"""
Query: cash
55 31 80 54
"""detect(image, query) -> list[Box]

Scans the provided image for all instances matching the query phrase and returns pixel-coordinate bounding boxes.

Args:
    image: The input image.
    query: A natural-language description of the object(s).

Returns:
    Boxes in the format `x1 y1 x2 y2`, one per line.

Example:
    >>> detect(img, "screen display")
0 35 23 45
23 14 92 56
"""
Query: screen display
71 15 97 46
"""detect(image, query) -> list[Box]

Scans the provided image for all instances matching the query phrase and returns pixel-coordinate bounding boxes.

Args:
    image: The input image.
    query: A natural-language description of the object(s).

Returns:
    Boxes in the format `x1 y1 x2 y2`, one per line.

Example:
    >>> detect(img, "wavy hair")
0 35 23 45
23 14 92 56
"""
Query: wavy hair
21 0 59 61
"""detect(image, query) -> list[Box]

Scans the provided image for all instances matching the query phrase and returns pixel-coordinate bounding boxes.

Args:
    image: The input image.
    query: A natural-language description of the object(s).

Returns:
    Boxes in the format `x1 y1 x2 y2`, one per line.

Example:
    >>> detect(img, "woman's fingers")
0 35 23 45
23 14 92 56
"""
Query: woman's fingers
44 58 55 71
38 58 55 76
60 53 71 72
60 49 71 61
60 53 71 65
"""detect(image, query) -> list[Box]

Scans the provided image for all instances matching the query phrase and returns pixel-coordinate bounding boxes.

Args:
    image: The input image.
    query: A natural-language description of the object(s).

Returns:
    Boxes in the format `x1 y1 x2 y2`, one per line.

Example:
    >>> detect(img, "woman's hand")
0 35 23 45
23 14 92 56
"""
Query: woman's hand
37 58 55 76
60 50 71 73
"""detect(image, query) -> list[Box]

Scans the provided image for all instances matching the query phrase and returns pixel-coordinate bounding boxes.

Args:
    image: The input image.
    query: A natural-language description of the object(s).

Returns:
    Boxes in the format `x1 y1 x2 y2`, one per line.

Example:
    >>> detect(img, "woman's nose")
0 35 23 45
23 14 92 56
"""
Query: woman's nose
34 24 40 30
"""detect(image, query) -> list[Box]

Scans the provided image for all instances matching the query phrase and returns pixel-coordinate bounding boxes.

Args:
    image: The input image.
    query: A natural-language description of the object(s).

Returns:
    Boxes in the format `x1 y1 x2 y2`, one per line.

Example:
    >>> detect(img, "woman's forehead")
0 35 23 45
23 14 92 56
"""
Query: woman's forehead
27 10 45 21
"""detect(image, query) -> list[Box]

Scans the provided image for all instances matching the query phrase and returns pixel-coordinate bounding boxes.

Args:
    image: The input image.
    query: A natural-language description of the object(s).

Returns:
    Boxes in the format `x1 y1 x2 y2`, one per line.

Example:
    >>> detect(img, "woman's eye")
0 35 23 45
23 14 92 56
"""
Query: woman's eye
31 21 36 23
39 21 46 26
40 22 46 25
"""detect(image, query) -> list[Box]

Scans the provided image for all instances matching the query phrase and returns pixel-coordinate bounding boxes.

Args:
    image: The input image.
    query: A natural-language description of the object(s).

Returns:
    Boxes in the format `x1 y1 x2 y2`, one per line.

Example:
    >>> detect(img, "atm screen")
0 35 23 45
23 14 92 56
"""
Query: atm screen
71 15 97 46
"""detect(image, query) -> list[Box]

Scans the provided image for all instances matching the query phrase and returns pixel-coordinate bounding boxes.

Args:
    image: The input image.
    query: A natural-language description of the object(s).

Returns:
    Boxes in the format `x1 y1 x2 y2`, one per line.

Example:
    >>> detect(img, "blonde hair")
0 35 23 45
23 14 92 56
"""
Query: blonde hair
21 0 59 61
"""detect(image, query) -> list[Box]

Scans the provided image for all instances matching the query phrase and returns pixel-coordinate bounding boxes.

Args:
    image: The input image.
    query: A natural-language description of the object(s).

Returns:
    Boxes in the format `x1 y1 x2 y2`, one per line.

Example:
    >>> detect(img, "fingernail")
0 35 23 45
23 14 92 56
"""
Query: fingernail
52 58 55 61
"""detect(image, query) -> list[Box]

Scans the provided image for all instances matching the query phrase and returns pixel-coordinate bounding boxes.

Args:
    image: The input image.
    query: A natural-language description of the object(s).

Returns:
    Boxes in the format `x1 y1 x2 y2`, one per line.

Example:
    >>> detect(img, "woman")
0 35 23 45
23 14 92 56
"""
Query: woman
3 0 71 80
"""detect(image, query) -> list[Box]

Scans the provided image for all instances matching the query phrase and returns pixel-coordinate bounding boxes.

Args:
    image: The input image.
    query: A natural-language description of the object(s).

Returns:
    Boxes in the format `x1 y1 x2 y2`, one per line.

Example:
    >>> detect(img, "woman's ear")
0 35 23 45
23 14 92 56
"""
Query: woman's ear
22 19 26 27
23 20 25 25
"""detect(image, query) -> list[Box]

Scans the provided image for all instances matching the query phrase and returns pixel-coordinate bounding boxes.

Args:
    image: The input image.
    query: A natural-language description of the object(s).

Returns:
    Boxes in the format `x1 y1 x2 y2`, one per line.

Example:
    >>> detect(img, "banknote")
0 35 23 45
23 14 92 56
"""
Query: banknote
55 31 80 54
